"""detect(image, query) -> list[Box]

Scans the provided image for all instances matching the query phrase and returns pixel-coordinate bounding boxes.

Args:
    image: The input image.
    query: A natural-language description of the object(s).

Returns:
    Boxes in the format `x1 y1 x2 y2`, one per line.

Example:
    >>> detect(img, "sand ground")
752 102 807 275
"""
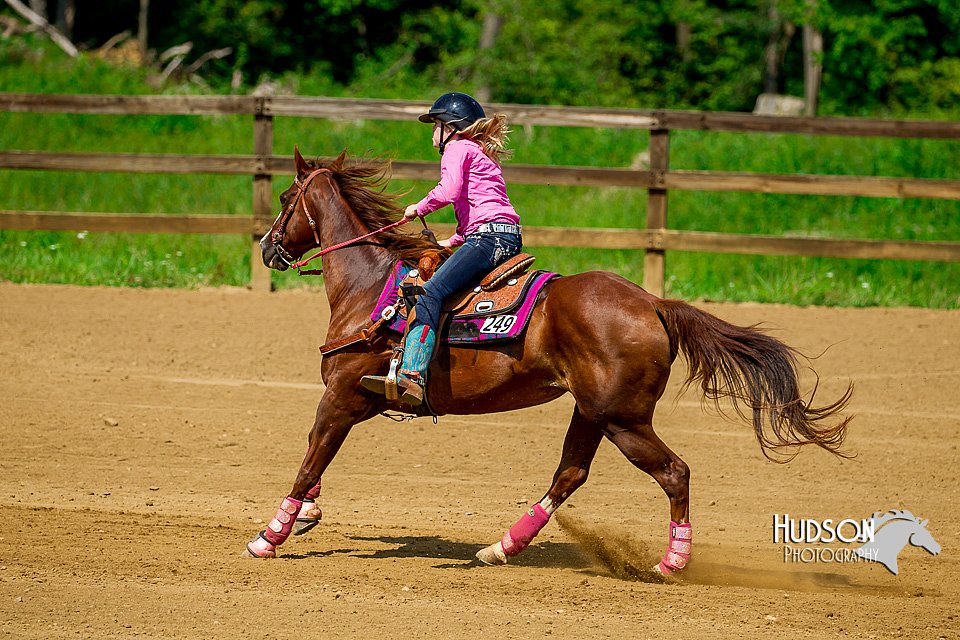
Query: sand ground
0 282 957 639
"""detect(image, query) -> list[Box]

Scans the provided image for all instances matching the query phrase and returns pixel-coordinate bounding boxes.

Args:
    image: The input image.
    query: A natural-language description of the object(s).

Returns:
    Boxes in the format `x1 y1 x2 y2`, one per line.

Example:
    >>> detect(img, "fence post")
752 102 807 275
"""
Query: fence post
251 97 273 291
643 128 669 297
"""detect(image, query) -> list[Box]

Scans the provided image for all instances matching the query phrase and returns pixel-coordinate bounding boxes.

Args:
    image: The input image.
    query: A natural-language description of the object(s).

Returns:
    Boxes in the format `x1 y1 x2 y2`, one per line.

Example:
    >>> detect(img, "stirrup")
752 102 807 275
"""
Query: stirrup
360 373 423 406
360 375 389 395
384 356 400 400
359 355 402 400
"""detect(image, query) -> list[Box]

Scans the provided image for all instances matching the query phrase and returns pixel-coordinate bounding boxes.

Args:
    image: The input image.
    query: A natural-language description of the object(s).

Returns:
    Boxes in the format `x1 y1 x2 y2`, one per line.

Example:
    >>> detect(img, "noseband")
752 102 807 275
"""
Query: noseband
269 167 331 268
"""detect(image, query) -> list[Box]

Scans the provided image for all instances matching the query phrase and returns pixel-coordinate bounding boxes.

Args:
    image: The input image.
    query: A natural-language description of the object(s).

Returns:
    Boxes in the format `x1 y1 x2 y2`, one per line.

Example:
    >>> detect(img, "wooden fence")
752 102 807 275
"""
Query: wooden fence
1 93 959 294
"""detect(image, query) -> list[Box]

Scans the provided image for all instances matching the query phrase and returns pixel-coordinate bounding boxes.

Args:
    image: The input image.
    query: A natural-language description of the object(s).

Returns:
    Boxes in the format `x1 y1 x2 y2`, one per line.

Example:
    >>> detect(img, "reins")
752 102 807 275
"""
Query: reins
290 216 409 273
272 166 413 276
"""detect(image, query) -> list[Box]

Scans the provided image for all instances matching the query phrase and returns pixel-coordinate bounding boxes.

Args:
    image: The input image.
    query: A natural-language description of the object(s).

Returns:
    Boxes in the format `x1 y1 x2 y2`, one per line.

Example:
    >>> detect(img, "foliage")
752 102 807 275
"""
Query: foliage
75 0 437 86
5 1 960 114
0 4 958 306
802 0 960 114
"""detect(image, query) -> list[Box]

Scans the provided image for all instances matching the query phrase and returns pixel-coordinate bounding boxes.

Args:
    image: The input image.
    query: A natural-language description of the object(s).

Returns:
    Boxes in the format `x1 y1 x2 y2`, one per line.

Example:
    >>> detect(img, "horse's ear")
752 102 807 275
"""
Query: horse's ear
294 145 310 177
331 149 348 171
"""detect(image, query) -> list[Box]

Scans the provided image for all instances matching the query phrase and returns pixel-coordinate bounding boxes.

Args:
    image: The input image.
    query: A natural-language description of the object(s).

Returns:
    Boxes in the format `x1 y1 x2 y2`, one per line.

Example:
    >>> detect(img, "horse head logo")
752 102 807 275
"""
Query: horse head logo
854 510 941 575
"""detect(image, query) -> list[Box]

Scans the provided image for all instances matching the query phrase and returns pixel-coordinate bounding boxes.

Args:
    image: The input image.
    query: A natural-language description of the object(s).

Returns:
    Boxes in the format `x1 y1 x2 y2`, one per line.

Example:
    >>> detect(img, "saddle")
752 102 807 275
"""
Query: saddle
321 252 558 355
398 252 540 322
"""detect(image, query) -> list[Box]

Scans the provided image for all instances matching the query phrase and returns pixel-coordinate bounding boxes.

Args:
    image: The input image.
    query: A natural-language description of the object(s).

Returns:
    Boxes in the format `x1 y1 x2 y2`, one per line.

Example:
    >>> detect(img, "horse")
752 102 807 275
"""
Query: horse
248 146 853 576
854 510 941 575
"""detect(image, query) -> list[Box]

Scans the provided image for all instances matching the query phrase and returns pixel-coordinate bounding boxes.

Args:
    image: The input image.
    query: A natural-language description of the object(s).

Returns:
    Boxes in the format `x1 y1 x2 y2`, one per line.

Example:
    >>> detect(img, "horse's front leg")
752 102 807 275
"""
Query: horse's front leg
244 384 380 558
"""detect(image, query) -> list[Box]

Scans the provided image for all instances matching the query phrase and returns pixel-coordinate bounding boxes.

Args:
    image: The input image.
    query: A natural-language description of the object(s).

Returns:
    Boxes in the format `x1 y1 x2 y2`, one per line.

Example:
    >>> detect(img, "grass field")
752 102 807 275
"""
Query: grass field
1 38 958 307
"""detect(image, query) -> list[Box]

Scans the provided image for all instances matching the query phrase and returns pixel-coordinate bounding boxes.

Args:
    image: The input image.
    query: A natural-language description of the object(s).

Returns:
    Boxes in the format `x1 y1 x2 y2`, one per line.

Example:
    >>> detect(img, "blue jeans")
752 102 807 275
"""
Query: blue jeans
414 231 522 333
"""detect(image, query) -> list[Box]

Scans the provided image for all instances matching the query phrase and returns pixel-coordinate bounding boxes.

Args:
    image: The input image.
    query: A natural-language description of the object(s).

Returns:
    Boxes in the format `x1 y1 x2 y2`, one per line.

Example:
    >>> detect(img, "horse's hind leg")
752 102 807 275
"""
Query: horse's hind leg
604 422 692 576
476 406 603 565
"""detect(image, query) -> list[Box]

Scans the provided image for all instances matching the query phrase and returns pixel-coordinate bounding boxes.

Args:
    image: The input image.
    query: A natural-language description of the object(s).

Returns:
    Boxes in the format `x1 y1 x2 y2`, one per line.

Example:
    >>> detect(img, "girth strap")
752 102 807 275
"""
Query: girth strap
320 301 400 356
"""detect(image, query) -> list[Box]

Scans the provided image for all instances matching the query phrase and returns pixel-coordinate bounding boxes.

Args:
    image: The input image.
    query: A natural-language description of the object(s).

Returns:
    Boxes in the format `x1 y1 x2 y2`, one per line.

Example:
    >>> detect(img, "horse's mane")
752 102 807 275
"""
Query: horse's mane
871 509 919 528
312 152 441 264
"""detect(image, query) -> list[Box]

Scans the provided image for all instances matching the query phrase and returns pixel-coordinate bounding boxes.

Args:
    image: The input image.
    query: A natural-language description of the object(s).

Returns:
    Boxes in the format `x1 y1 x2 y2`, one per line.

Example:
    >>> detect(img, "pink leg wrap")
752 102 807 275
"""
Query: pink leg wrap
262 496 303 546
304 481 322 501
657 521 692 575
501 504 551 557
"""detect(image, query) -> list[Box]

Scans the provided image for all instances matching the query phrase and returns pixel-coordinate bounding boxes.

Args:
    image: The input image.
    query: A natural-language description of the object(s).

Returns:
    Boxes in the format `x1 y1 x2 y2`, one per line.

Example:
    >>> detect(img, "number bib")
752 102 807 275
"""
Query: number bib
479 315 518 334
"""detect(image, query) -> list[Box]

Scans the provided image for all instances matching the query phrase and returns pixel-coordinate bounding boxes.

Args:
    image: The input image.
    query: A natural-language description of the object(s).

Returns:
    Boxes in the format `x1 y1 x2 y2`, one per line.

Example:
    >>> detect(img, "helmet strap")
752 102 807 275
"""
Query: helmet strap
440 127 457 155
438 124 457 155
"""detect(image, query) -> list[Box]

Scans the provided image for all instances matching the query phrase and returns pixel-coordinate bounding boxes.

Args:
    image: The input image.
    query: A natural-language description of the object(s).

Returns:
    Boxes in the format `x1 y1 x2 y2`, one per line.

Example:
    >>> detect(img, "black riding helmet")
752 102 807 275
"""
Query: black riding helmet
419 92 486 130
419 92 486 154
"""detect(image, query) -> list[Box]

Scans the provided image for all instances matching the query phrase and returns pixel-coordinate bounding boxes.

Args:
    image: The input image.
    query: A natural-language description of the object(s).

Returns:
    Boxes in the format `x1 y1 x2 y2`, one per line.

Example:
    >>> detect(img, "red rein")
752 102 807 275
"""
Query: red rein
290 216 410 273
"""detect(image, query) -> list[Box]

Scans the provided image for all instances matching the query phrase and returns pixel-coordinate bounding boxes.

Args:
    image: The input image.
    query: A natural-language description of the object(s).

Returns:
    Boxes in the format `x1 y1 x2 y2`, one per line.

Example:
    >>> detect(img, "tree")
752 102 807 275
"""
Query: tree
5 0 959 116
54 0 72 38
802 0 822 115
138 0 148 60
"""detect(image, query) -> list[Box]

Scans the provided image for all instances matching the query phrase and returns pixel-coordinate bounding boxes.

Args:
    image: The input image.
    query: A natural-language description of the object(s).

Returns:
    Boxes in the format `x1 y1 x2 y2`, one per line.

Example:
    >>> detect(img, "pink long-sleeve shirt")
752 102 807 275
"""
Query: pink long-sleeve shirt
415 138 520 247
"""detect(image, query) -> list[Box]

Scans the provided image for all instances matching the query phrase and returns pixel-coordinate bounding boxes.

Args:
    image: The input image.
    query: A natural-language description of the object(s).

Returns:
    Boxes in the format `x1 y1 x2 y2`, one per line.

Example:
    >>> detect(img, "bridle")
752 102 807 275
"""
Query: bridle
269 167 330 271
268 166 411 275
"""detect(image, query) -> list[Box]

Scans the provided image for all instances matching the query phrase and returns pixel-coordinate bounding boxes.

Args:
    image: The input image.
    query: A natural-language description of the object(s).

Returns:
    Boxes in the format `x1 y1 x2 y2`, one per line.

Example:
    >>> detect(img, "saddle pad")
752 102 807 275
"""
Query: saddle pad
370 261 559 345
445 270 558 344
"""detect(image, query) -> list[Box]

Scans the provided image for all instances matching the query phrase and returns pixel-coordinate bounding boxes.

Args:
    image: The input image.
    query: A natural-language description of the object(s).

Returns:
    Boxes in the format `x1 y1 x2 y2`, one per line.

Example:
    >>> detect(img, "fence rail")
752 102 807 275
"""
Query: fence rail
5 93 960 137
4 150 960 198
1 93 958 294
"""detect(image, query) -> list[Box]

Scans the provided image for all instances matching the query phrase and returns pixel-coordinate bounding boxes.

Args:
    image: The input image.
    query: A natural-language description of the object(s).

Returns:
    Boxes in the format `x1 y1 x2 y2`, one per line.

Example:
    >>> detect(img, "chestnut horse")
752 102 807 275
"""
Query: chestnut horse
249 148 853 575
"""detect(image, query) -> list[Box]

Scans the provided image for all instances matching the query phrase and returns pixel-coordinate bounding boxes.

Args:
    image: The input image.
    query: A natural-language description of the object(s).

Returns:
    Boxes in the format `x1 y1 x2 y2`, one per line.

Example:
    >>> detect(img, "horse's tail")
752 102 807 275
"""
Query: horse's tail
653 298 853 462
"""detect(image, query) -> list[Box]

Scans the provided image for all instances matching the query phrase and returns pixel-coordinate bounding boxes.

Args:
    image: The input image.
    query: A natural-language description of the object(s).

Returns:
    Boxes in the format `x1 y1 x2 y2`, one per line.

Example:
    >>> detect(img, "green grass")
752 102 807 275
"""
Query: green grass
1 37 958 307
0 230 250 288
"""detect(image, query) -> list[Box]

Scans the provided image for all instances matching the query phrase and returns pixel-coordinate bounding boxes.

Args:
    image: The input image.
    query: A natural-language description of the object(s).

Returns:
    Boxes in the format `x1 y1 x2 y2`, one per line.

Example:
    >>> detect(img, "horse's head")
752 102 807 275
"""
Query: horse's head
909 519 942 556
260 148 438 275
260 146 340 271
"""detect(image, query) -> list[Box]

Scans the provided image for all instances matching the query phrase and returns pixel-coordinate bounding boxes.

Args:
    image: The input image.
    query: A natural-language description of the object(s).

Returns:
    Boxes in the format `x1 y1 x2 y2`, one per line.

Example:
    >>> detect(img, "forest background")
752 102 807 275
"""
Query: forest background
1 0 958 307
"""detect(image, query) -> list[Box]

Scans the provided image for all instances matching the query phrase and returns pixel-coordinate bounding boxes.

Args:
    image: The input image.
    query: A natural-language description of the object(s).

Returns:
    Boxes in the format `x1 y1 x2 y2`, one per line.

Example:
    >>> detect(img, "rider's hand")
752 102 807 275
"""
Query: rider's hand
403 204 420 220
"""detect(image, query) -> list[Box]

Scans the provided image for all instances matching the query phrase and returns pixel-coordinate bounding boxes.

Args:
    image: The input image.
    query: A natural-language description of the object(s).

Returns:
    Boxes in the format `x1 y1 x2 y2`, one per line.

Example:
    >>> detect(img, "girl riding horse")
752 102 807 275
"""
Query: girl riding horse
361 92 522 406
252 139 853 575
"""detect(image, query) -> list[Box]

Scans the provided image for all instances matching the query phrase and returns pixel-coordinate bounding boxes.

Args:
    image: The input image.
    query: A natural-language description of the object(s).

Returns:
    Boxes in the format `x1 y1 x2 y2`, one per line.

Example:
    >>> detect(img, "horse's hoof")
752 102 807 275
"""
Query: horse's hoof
652 561 682 581
293 502 322 536
476 541 508 566
244 533 277 558
293 518 319 536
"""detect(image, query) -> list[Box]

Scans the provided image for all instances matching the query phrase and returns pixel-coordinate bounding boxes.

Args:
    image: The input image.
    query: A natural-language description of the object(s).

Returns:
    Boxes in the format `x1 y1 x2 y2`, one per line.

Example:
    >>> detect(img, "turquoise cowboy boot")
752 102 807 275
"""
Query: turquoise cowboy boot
361 325 436 406
397 324 436 406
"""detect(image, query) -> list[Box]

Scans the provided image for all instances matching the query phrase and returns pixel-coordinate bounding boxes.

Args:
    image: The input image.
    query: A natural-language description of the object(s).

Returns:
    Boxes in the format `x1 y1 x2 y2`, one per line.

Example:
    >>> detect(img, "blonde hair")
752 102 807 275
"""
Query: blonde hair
458 114 512 164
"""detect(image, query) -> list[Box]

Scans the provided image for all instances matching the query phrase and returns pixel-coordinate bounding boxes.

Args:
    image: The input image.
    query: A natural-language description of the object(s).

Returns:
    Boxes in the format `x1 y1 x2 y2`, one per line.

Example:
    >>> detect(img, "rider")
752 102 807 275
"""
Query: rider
361 91 522 406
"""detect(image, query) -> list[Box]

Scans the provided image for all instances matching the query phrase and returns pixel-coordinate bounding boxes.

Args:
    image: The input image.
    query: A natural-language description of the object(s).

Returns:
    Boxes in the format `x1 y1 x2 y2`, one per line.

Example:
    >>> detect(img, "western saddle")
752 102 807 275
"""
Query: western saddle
320 251 541 355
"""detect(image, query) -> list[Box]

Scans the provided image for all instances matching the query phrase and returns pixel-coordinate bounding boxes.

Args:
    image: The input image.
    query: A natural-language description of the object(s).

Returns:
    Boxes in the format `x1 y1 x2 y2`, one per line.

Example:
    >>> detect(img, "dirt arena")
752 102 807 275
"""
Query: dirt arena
1 282 957 639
